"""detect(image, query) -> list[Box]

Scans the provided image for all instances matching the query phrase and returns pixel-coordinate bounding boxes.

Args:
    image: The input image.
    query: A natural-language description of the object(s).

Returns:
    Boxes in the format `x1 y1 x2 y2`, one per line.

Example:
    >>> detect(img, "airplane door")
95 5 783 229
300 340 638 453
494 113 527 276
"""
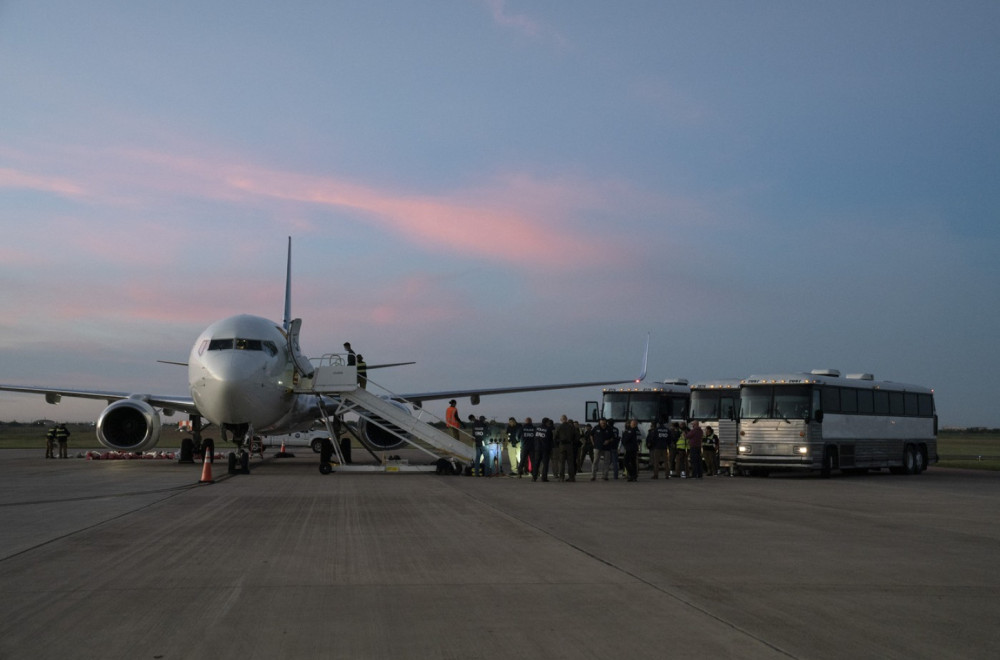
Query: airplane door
285 318 315 379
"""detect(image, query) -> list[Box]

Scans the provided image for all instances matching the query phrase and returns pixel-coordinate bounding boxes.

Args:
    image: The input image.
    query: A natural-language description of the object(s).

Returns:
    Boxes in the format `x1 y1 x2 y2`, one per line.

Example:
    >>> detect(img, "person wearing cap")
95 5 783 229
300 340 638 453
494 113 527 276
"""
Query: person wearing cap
472 415 490 476
590 417 614 481
445 400 462 440
356 354 367 389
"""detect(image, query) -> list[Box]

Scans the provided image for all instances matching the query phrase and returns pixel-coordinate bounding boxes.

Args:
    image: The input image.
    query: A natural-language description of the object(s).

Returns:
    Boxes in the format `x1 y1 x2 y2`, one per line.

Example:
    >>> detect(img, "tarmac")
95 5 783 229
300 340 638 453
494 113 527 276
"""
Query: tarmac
0 448 998 660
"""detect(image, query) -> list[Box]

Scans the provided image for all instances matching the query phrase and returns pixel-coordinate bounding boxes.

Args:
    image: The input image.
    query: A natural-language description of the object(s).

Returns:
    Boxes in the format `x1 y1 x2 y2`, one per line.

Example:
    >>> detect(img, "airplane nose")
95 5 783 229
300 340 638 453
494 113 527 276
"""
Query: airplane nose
191 352 269 425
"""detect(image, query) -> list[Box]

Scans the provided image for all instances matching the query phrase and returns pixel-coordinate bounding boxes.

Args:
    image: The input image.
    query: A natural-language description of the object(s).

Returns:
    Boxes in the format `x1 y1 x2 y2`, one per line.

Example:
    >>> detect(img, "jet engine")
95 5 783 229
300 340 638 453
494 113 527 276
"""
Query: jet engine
356 397 412 451
97 398 162 452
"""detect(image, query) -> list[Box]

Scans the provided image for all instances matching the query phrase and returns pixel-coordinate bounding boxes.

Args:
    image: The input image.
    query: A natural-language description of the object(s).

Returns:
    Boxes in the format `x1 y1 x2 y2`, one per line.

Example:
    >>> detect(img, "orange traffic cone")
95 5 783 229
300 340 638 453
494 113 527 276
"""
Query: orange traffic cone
199 450 214 484
275 440 295 458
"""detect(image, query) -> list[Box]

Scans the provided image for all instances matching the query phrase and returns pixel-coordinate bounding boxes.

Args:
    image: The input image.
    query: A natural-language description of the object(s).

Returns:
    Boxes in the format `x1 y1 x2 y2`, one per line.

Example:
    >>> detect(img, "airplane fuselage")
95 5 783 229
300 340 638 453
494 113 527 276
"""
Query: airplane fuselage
188 314 300 431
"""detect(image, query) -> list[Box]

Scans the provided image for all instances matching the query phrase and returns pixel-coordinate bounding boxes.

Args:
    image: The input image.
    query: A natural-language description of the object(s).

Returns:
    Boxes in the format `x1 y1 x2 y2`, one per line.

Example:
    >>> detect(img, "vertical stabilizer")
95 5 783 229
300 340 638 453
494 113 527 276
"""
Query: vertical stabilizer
283 236 292 332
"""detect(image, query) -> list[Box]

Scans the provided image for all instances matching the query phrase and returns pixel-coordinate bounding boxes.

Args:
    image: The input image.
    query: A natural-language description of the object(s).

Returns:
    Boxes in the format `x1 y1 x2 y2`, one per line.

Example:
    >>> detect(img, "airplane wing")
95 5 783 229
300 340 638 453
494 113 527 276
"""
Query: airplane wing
0 384 199 416
400 334 649 405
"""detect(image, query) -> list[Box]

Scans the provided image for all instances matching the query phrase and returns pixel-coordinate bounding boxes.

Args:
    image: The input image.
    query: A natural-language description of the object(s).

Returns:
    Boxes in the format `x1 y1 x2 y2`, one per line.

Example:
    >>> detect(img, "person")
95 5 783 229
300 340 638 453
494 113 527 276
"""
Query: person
45 424 56 459
504 417 522 477
356 354 368 389
518 417 535 478
472 416 489 476
621 419 640 481
651 420 671 479
674 422 689 478
343 342 356 366
609 422 621 480
553 415 580 482
532 417 553 482
577 423 594 471
685 420 704 479
55 423 70 459
702 425 719 476
445 400 462 441
590 418 614 481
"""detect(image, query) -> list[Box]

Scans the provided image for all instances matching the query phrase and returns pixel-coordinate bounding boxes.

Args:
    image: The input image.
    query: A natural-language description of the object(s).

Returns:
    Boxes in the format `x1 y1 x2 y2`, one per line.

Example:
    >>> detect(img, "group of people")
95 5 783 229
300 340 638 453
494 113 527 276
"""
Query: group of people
446 401 722 481
45 423 70 459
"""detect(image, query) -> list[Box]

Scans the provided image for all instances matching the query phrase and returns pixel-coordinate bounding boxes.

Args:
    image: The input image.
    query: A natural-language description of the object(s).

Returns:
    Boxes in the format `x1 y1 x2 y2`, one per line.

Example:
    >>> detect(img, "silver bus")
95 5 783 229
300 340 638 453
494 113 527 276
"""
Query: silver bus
737 370 937 476
689 379 741 475
585 380 690 465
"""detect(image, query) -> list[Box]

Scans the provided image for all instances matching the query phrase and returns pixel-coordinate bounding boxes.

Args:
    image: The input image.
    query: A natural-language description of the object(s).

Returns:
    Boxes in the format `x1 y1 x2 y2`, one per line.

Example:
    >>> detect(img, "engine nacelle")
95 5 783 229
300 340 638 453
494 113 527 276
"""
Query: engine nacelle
356 397 412 451
97 399 162 452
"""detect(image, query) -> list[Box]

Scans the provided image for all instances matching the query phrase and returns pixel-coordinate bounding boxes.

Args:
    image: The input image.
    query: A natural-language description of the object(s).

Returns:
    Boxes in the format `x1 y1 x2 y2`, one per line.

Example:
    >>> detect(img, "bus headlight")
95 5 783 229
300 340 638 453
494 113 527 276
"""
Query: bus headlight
793 446 809 455
738 444 751 454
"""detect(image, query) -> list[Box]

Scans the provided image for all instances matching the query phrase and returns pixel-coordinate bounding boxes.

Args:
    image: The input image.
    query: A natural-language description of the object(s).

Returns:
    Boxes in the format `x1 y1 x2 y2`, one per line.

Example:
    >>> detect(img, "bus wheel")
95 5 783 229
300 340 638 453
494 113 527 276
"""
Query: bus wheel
820 446 836 478
902 445 918 475
913 447 926 473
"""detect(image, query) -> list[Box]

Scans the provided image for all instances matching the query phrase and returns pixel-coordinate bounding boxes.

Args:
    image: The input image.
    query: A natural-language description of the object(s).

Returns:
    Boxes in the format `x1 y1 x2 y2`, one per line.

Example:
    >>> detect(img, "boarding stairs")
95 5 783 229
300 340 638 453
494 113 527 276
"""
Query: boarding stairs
298 357 473 470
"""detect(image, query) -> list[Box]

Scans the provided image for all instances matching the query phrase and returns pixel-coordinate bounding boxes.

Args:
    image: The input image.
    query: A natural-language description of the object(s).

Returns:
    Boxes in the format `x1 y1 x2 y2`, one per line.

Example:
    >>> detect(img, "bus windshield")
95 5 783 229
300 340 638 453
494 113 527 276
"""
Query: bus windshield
740 385 811 421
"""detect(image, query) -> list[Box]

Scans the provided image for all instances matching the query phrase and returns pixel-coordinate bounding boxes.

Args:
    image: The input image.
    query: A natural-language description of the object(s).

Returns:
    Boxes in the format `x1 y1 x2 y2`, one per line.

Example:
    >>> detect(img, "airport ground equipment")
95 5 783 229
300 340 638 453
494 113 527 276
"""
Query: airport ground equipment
301 361 472 473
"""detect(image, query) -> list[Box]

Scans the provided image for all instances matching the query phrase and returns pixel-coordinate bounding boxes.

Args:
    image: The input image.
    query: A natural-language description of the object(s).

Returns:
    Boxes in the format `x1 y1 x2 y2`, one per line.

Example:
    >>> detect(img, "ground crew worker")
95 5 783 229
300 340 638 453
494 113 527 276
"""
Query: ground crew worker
45 425 56 459
674 423 689 478
55 423 70 459
445 400 462 440
686 420 704 478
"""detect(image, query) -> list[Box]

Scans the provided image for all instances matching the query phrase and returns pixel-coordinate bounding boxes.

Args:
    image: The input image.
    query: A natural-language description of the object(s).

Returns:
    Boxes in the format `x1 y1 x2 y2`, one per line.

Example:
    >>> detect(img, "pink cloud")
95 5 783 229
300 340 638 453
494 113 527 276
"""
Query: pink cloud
0 167 86 197
483 0 540 37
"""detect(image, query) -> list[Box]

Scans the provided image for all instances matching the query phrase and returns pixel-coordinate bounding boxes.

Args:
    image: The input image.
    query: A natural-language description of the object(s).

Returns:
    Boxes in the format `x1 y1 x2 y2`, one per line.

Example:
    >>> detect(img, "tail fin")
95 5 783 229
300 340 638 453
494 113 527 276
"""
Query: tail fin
636 333 649 383
282 236 292 332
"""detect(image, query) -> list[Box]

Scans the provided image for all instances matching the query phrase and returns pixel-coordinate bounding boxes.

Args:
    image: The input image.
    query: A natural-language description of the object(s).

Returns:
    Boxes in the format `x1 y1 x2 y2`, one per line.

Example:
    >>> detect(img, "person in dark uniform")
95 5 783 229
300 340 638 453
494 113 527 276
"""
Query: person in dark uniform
472 416 489 476
553 415 580 482
518 417 535 478
55 423 70 459
577 423 594 472
590 418 614 481
356 354 367 389
651 420 672 479
343 342 356 365
531 418 553 482
621 419 640 481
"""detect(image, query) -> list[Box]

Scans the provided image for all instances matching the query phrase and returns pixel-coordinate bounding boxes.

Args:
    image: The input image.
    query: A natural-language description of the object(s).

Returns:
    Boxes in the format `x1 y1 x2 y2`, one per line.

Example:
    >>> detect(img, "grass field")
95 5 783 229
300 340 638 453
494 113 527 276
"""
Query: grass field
1 424 997 470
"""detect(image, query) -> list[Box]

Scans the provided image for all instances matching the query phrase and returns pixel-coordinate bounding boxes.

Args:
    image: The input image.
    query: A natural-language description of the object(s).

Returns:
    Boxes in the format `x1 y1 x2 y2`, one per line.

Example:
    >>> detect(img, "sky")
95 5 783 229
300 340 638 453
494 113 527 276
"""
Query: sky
1 1 998 428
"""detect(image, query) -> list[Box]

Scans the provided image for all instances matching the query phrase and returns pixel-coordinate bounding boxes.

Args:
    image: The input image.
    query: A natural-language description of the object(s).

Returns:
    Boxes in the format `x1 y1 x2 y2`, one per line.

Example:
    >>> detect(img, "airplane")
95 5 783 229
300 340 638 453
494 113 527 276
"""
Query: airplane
0 238 648 473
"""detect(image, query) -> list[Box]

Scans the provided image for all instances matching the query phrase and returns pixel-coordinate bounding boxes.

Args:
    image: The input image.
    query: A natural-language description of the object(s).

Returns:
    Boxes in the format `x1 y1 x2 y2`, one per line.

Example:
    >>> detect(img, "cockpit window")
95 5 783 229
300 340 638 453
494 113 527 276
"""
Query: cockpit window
208 338 279 357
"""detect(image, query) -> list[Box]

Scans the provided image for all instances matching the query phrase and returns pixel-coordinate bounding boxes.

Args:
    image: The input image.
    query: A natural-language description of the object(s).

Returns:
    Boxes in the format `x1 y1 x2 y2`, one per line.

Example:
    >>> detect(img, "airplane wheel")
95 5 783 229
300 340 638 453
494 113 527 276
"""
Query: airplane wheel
240 450 250 474
227 452 238 474
319 462 333 475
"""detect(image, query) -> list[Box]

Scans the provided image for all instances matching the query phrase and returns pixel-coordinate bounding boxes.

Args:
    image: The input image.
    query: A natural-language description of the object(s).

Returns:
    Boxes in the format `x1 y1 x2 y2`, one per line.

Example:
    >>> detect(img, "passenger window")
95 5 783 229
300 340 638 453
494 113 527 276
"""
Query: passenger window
904 393 919 416
821 387 840 414
889 392 905 416
918 394 935 417
858 390 874 414
840 388 858 414
874 390 890 415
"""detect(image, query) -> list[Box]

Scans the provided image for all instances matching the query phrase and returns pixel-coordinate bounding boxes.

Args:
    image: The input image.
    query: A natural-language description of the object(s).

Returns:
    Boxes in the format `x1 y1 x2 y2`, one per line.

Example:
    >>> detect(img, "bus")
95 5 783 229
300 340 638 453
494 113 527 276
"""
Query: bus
584 380 690 466
689 379 741 475
736 370 937 476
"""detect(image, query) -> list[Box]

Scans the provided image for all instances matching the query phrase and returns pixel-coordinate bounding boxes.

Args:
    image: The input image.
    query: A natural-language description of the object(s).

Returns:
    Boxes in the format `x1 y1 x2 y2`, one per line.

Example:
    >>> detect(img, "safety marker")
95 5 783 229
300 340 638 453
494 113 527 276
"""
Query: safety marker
199 450 214 484
274 440 295 458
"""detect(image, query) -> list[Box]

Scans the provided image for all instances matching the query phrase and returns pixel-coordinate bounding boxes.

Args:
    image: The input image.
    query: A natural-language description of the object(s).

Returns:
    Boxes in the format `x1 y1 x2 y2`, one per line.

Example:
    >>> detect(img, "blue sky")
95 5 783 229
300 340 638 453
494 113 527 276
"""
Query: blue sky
1 1 998 427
